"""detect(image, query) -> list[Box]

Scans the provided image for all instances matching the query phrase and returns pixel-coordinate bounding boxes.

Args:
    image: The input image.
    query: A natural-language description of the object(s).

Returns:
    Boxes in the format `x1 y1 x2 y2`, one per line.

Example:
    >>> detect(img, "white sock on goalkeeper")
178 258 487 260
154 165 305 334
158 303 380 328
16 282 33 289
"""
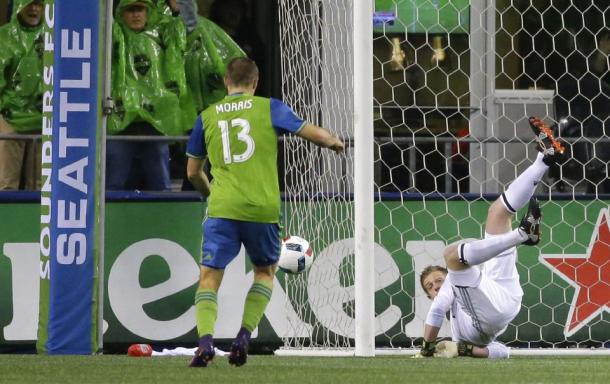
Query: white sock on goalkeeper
501 152 548 214
487 341 510 359
458 230 528 266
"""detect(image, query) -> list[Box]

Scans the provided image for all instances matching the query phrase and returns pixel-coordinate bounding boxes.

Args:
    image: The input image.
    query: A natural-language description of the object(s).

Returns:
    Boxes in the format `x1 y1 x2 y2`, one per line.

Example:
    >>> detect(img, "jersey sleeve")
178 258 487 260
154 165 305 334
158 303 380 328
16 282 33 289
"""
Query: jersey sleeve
425 282 454 328
270 98 306 135
186 114 207 159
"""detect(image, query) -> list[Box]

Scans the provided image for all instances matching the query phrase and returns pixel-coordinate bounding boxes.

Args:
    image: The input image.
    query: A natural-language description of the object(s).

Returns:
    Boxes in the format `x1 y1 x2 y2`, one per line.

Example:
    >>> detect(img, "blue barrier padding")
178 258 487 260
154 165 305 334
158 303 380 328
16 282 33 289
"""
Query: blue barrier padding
105 191 203 202
1 191 608 203
0 191 40 202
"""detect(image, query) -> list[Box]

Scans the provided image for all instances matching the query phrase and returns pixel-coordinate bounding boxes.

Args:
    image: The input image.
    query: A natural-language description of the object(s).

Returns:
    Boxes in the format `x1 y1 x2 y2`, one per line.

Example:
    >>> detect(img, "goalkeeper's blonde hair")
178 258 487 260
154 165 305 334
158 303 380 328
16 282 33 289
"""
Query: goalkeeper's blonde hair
419 265 448 293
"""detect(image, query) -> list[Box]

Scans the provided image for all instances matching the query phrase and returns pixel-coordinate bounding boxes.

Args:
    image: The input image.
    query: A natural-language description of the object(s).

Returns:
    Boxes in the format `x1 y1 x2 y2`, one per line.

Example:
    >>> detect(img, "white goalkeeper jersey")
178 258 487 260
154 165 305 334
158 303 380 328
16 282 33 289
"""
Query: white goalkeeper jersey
426 266 522 346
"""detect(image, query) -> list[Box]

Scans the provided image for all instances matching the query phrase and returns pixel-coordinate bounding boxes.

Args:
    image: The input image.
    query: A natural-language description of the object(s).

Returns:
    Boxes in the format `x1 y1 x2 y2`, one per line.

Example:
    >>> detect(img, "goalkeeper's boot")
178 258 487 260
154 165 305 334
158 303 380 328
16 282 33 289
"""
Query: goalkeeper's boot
528 116 567 166
228 327 251 367
189 334 215 367
518 197 542 246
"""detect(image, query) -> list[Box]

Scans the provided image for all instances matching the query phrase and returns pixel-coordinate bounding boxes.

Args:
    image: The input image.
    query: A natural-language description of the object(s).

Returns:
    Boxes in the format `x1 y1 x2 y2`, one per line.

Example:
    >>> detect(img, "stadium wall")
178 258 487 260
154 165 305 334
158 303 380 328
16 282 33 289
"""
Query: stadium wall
1 194 608 349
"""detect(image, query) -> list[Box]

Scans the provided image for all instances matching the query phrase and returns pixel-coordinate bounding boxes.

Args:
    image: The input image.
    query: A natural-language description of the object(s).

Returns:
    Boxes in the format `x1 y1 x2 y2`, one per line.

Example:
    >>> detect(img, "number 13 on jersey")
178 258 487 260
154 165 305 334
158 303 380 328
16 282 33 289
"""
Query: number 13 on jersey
219 118 256 164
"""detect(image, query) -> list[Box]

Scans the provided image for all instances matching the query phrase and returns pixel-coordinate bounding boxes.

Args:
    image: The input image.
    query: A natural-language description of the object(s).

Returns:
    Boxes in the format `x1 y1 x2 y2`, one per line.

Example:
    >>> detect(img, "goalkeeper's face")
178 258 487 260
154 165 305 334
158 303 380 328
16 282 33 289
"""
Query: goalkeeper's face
423 270 446 300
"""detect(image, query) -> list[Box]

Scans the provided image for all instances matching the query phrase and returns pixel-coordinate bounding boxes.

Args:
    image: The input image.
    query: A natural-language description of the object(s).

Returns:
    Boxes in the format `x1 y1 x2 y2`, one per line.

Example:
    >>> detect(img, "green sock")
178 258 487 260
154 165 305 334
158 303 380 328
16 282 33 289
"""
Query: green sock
195 288 217 337
241 280 273 332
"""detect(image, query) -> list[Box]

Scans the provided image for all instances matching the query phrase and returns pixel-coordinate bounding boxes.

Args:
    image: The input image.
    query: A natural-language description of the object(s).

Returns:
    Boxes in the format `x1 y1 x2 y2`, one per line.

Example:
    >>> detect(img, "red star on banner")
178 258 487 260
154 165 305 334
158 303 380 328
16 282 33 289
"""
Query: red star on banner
541 209 610 337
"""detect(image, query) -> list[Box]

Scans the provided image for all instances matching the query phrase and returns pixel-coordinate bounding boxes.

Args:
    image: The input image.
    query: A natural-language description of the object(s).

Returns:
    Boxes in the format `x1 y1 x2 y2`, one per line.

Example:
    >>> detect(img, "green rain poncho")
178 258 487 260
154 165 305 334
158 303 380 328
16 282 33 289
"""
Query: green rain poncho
0 0 43 132
185 16 246 112
109 0 196 135
155 0 246 112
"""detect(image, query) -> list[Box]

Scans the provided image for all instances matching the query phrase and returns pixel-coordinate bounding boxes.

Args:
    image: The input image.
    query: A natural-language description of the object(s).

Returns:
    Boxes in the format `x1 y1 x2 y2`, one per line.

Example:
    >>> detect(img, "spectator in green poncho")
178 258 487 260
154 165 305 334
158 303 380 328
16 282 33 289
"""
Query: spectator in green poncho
0 0 43 190
171 0 246 112
108 0 196 190
155 0 245 190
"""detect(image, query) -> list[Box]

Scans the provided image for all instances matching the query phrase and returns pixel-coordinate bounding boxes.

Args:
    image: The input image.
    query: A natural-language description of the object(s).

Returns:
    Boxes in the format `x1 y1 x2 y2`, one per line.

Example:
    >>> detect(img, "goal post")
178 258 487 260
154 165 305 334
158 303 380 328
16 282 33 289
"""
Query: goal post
353 0 375 357
277 0 610 356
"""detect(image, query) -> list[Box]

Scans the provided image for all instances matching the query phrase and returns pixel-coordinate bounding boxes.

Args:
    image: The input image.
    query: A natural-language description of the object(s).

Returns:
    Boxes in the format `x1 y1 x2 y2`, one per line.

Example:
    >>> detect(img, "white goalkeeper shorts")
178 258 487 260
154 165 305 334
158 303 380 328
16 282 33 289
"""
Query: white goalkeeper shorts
447 233 523 345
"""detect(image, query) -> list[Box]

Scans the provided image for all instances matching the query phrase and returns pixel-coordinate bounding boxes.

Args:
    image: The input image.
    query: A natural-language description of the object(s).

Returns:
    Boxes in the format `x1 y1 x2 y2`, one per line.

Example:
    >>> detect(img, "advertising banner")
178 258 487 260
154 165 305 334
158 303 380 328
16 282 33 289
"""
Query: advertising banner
1 200 608 348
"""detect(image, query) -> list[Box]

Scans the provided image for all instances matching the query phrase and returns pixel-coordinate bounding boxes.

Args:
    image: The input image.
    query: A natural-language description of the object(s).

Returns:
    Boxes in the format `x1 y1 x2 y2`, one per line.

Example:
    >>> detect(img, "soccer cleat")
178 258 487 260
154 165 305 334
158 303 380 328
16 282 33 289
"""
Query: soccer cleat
188 335 215 368
518 197 542 246
528 117 567 166
228 328 251 367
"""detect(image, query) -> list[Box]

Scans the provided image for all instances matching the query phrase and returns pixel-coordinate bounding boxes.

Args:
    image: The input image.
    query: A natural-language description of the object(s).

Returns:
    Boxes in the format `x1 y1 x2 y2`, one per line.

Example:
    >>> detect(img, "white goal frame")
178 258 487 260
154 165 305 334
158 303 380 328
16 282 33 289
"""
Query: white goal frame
353 0 375 357
277 0 610 357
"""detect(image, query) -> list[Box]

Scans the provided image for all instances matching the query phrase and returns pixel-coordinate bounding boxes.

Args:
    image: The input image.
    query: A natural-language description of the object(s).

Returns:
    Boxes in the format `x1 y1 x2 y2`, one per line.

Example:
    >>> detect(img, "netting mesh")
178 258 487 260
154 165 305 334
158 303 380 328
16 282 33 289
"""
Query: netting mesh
278 0 356 349
278 0 610 351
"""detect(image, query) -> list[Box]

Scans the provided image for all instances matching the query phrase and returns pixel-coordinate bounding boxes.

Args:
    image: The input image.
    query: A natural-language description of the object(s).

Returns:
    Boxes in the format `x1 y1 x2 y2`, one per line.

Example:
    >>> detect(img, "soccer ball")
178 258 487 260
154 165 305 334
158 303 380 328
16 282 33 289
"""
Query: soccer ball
278 235 314 274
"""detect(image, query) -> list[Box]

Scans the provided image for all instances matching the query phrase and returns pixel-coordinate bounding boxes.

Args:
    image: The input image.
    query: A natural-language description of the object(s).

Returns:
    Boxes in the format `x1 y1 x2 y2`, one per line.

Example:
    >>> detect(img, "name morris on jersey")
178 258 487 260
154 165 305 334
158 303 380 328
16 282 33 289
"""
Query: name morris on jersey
215 99 253 114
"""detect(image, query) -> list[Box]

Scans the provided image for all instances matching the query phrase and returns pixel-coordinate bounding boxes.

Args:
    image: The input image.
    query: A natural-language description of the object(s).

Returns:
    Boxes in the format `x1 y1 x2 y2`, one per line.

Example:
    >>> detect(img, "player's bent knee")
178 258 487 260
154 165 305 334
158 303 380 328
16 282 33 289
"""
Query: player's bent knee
253 264 276 281
199 266 224 290
485 199 514 235
494 198 514 216
442 245 455 264
443 244 466 271
488 200 499 217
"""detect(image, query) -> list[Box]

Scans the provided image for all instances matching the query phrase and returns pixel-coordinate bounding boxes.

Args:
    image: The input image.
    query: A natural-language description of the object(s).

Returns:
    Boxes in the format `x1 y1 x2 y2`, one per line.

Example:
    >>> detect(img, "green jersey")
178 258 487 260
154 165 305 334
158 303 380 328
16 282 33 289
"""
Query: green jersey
186 94 305 223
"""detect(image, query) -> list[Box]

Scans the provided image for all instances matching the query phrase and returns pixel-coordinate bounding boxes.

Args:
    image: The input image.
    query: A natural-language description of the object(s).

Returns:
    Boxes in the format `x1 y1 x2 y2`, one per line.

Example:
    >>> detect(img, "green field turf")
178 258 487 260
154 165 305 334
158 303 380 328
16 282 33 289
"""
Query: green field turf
1 355 609 383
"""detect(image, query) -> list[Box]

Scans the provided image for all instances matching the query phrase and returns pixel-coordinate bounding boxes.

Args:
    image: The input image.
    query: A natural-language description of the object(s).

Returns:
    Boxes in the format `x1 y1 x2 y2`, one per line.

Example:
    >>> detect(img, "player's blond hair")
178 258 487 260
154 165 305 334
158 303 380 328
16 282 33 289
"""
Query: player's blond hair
225 57 259 88
419 265 448 293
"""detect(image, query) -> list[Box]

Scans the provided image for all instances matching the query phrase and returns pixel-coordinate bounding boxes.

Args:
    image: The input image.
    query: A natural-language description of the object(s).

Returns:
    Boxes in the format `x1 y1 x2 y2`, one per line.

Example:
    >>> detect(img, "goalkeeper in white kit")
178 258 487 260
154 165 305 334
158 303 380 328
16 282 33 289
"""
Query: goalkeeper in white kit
417 117 566 359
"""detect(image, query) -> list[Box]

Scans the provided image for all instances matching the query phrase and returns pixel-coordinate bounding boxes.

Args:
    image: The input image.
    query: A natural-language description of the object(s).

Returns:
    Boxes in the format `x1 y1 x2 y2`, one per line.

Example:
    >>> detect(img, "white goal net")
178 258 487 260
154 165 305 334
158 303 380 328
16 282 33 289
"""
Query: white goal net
278 0 356 349
277 0 610 354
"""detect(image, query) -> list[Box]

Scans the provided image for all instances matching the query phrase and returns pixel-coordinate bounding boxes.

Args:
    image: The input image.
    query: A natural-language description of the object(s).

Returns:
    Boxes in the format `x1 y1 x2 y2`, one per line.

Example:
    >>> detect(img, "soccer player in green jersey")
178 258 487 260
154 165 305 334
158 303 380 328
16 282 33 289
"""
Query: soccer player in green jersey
185 57 344 367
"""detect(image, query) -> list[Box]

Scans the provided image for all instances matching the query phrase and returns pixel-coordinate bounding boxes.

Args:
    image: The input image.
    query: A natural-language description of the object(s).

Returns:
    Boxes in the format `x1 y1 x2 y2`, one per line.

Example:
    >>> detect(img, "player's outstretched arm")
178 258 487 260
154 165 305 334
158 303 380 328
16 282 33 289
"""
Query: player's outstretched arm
414 278 453 358
187 157 211 198
297 124 345 153
423 323 441 345
412 324 441 357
